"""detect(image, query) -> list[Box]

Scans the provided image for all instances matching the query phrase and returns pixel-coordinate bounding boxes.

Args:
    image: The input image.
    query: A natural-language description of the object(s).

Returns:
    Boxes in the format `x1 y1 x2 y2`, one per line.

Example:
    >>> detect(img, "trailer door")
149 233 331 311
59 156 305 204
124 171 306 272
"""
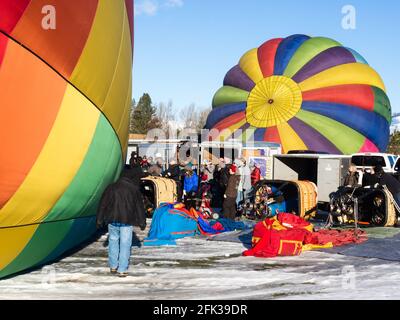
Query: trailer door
317 158 341 202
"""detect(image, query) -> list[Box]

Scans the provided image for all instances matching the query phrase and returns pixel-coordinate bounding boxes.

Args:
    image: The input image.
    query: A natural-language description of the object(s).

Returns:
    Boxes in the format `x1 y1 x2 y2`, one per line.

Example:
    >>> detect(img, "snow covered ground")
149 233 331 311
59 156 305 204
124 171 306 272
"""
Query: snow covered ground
1 223 400 300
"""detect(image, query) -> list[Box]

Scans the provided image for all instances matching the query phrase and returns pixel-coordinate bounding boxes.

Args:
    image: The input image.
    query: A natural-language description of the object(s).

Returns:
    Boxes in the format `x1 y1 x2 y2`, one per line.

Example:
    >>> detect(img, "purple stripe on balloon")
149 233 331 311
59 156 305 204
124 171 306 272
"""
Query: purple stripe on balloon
292 47 356 83
288 117 342 154
223 65 255 92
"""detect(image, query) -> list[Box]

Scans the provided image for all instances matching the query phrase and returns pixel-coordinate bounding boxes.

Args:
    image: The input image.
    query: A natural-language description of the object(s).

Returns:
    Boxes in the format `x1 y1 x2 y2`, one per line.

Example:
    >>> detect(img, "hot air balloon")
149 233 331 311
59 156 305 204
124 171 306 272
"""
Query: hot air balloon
0 0 133 278
205 34 391 154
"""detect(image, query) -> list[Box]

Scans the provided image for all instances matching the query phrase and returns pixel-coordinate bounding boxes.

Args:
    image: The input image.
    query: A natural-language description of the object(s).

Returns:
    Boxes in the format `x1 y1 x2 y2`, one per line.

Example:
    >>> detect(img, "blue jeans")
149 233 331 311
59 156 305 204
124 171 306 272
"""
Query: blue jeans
108 223 133 273
236 190 244 206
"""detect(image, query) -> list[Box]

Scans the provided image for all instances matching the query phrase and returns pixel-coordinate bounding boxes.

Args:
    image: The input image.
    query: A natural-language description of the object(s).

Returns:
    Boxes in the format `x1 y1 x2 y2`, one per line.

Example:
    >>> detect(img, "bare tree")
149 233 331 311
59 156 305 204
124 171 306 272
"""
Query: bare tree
180 104 212 132
197 107 212 132
180 103 197 129
157 100 175 138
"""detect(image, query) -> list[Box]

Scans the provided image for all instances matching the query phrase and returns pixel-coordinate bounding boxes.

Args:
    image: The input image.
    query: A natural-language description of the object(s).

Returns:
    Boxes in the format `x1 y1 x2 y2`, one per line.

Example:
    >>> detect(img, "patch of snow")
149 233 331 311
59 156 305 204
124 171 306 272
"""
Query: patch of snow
1 235 400 299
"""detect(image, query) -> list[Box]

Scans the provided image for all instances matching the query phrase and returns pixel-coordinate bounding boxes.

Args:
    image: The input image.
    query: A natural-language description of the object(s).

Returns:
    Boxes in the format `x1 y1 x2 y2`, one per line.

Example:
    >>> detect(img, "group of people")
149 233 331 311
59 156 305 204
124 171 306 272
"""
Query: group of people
97 153 400 277
144 155 262 220
95 153 263 276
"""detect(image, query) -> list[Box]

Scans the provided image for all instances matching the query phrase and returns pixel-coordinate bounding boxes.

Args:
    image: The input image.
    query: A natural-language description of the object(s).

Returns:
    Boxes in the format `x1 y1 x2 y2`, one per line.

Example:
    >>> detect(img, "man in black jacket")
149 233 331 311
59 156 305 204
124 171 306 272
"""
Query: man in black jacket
97 173 147 277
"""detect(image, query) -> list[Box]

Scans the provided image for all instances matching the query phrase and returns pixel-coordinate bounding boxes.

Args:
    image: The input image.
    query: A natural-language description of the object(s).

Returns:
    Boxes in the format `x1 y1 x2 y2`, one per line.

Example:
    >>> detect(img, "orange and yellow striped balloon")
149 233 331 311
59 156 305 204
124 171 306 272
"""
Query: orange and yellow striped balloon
0 0 133 278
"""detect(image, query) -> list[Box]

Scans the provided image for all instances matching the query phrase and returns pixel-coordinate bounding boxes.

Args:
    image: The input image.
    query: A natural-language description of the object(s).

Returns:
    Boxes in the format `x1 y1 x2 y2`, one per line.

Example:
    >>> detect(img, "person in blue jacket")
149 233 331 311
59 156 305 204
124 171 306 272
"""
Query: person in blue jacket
183 165 199 209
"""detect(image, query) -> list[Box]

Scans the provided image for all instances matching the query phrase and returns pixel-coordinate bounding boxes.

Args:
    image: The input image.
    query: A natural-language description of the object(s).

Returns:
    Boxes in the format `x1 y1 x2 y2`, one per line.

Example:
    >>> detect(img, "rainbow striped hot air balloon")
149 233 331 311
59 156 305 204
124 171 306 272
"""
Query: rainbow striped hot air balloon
0 0 133 278
205 34 391 154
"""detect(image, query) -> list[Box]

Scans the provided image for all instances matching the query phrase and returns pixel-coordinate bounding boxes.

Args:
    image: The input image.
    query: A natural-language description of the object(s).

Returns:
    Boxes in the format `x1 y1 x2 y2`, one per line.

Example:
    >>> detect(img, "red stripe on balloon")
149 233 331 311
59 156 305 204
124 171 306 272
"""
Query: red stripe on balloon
302 84 375 111
359 138 379 153
257 38 283 77
11 0 99 78
0 0 31 34
213 112 246 132
125 0 134 50
264 126 281 145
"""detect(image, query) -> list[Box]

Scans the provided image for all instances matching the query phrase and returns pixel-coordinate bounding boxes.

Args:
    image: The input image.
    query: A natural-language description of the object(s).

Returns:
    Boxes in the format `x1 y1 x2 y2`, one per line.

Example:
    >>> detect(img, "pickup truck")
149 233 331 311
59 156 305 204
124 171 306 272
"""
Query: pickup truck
351 153 400 182
351 153 399 172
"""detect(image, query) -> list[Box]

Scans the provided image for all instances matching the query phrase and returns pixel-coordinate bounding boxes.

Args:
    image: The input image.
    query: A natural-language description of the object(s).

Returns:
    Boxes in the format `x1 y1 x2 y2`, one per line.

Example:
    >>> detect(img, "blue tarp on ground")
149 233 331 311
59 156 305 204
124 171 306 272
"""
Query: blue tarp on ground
209 218 251 232
144 204 199 246
144 204 252 246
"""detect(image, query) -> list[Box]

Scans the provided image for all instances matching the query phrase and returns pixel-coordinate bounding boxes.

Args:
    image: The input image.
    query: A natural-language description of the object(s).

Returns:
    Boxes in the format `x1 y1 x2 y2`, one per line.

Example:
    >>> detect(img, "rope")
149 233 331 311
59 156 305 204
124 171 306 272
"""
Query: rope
382 185 400 213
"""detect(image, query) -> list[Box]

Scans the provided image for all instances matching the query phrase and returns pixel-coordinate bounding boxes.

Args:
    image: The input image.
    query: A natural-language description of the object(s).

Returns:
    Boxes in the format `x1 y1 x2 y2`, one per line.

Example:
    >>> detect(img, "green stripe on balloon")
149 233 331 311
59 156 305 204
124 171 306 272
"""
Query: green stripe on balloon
0 116 122 277
212 86 249 107
44 115 122 222
372 87 392 123
0 219 74 278
283 37 342 78
39 216 97 267
296 110 364 154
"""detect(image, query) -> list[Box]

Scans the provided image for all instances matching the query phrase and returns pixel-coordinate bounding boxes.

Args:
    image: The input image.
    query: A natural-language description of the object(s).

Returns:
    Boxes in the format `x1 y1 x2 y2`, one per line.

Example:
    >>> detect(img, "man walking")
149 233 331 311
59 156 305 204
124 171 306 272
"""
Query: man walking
97 172 147 277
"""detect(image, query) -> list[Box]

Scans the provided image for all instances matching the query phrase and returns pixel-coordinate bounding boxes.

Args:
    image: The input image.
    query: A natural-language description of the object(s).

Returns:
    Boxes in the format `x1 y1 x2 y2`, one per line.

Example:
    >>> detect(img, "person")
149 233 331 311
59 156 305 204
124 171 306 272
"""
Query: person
234 158 244 206
140 156 150 171
362 167 379 187
220 158 231 191
251 163 261 187
240 158 252 202
96 173 147 277
374 165 400 207
211 158 225 208
343 164 360 187
223 164 241 220
122 155 148 185
163 159 183 201
148 157 163 176
183 165 199 209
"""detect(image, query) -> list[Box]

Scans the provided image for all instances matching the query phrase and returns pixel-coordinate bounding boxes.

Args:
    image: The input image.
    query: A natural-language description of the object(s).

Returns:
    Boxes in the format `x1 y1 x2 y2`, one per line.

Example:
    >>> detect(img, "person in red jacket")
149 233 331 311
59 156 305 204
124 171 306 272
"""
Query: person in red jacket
251 163 261 186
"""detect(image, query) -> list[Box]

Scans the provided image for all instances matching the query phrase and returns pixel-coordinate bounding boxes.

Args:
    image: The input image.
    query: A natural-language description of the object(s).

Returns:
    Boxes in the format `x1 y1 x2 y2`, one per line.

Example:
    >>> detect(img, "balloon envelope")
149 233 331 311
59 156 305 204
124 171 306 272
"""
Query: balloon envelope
205 34 391 155
0 0 133 278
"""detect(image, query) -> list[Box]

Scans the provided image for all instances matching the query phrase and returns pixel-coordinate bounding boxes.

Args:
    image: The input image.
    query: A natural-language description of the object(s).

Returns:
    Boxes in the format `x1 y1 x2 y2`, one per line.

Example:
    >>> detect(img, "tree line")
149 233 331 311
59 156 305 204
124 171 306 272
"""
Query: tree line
130 93 211 135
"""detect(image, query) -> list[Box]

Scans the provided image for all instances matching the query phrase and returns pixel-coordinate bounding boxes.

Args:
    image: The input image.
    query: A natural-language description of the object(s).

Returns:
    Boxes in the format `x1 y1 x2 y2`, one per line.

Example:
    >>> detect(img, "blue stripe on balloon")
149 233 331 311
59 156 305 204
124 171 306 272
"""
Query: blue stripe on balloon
301 101 389 151
254 128 266 141
274 34 310 75
204 103 246 129
344 47 369 65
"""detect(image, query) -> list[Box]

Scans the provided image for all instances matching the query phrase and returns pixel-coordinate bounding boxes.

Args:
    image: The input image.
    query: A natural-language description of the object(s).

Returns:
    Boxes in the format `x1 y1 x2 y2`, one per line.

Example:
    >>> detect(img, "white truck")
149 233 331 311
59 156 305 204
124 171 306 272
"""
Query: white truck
350 153 400 184
351 153 399 173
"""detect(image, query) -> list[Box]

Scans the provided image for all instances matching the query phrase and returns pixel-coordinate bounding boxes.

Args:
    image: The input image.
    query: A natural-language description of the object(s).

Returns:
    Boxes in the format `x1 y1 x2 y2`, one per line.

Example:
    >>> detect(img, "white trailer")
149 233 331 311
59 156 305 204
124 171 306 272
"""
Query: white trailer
272 154 351 203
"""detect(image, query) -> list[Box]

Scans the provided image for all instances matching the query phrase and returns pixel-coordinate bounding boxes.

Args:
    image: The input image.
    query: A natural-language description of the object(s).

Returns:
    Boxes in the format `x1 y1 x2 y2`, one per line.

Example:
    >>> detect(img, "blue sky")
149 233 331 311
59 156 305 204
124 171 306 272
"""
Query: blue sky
133 0 400 114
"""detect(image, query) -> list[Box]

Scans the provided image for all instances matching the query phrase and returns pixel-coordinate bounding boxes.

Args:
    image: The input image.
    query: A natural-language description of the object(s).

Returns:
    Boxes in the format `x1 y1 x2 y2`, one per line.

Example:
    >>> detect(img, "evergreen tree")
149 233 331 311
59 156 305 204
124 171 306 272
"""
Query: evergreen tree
130 93 161 134
388 131 400 155
129 98 136 133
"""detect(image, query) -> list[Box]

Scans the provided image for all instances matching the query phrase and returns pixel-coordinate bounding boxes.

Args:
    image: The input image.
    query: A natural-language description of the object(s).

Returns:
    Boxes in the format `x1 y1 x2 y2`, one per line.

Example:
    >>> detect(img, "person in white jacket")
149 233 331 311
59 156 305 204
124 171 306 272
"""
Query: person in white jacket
241 158 252 201
235 158 252 206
